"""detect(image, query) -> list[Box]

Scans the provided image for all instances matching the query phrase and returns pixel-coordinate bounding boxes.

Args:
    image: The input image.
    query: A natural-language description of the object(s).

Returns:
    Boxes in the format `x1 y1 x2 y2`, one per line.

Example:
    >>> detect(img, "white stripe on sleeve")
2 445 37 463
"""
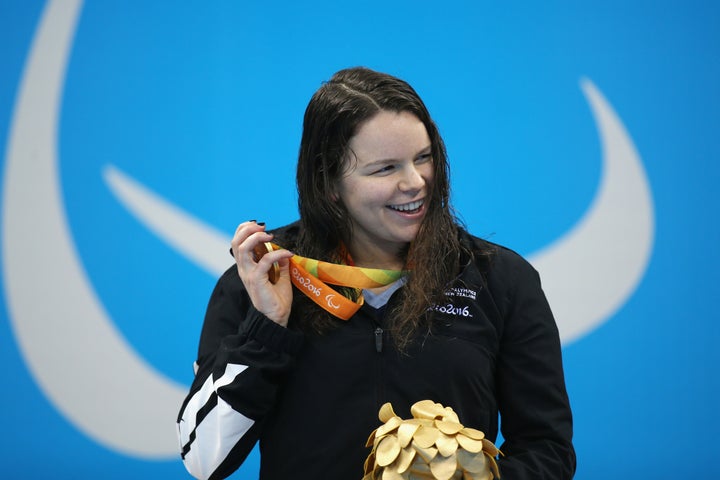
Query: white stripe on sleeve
178 363 255 480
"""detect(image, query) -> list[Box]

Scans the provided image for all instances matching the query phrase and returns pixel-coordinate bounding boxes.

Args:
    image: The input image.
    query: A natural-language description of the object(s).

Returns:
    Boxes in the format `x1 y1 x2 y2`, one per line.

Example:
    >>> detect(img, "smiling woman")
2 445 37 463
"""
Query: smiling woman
176 67 576 480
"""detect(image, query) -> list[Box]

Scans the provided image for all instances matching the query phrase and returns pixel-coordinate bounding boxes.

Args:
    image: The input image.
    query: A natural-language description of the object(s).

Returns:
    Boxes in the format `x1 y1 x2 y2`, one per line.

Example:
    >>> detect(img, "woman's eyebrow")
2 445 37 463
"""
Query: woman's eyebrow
363 145 432 168
417 145 432 155
363 158 395 168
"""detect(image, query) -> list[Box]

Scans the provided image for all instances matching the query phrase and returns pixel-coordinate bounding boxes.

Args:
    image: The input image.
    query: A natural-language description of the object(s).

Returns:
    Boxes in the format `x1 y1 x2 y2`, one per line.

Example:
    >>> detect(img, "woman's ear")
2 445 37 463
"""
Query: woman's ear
328 181 340 202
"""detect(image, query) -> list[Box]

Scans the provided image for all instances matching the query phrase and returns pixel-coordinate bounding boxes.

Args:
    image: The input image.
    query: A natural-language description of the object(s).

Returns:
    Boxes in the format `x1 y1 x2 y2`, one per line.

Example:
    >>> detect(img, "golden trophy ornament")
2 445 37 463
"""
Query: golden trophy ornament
363 400 501 480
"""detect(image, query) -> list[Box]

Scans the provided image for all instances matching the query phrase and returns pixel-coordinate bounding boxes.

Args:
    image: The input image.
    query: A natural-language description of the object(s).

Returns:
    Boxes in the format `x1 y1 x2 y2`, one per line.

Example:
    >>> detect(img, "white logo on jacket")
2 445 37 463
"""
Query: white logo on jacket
430 287 479 317
446 287 478 300
432 303 474 318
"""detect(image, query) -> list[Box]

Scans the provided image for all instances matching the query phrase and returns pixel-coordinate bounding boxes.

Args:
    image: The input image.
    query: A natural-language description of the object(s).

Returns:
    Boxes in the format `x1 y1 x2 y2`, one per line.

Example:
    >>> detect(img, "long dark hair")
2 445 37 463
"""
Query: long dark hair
295 67 465 348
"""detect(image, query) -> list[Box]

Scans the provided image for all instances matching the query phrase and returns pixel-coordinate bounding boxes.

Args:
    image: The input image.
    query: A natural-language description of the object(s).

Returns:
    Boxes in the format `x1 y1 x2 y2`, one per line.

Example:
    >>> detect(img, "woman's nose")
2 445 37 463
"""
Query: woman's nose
398 164 425 193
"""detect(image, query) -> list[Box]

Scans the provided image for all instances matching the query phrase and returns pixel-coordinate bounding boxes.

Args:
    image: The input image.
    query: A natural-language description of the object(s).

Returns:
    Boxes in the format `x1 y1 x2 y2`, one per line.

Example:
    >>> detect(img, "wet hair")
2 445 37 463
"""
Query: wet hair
295 66 466 349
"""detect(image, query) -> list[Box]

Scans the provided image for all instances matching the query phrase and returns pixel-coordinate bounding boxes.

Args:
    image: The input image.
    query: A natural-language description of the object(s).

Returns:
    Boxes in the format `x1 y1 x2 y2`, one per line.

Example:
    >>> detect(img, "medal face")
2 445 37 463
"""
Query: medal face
252 242 280 283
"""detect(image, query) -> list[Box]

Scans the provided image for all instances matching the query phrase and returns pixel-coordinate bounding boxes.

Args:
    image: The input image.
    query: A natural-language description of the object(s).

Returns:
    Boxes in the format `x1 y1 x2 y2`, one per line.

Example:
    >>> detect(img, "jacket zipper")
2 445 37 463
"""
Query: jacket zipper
374 326 383 353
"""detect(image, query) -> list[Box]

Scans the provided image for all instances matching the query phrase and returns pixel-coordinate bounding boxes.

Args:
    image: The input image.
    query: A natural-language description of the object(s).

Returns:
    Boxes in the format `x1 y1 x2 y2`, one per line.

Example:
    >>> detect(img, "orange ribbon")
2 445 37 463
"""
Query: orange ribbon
266 243 406 320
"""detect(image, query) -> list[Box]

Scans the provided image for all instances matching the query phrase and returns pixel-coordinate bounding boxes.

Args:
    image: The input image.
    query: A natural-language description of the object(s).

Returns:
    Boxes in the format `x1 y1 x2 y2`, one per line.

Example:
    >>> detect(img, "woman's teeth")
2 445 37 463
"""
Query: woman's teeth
389 199 423 212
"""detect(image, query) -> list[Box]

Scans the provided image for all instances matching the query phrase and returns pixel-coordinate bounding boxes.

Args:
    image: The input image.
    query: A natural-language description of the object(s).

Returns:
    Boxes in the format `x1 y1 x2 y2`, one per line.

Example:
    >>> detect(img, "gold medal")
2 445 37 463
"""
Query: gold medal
252 242 280 284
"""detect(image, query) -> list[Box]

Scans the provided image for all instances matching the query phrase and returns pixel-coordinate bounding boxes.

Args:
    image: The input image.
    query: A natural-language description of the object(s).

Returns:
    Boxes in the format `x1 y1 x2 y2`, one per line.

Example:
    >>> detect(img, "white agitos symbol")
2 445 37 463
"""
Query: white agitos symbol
325 294 340 309
2 0 654 461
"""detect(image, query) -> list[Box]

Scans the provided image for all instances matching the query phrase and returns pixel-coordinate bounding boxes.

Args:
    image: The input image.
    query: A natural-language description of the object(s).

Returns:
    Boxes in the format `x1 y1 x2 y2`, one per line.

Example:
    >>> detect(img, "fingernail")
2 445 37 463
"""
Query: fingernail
249 219 257 223
258 222 266 227
228 247 234 257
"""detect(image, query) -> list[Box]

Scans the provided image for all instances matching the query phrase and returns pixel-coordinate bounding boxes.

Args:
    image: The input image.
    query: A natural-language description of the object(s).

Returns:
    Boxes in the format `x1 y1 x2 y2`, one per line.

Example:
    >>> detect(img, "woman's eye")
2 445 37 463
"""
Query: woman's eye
415 153 432 164
372 165 395 175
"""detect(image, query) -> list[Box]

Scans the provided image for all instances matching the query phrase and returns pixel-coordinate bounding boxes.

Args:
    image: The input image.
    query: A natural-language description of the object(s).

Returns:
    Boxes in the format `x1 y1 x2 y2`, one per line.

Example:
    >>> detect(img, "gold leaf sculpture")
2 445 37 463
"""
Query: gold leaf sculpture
363 400 501 480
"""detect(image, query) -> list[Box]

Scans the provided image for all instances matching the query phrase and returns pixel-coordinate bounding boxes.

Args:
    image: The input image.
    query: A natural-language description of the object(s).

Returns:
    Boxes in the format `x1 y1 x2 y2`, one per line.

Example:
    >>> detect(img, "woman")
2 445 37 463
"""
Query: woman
177 67 576 479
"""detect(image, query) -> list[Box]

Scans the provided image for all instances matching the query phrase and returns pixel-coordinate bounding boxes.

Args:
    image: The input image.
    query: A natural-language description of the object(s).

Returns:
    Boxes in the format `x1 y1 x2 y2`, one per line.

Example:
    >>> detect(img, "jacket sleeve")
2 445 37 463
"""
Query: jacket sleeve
490 250 576 479
176 267 304 480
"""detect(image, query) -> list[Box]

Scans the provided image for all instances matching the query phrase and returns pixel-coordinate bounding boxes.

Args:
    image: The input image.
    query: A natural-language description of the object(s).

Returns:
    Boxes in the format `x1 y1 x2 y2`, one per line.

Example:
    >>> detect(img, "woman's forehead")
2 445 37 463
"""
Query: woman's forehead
348 111 430 162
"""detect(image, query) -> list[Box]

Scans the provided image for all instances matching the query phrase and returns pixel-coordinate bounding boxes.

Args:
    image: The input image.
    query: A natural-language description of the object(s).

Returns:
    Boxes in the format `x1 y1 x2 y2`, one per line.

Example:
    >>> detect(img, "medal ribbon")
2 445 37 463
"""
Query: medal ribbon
267 243 406 320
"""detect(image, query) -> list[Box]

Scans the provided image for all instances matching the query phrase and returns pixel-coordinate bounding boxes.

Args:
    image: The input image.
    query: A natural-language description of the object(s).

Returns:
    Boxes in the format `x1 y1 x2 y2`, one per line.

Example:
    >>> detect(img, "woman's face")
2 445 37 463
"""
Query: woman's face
336 110 433 263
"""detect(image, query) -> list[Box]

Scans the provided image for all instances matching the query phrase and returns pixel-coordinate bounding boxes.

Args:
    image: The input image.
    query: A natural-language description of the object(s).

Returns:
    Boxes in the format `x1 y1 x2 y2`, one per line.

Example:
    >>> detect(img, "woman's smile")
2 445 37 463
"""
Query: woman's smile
388 198 425 214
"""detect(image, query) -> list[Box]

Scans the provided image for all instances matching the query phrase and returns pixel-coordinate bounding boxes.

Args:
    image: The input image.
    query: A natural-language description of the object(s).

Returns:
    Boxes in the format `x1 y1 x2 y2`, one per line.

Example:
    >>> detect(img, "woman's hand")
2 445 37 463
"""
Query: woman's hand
231 221 295 327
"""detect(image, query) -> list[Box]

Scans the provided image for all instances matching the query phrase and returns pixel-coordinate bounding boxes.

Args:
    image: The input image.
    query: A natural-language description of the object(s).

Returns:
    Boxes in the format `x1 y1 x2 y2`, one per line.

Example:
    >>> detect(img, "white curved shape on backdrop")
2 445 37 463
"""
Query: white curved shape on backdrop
104 78 655 346
103 165 231 277
528 80 655 343
1 0 185 458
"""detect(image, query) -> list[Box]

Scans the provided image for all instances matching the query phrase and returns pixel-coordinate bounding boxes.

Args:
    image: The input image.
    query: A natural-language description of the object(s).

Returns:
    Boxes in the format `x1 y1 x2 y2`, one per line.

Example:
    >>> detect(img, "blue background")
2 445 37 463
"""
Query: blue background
1 0 718 478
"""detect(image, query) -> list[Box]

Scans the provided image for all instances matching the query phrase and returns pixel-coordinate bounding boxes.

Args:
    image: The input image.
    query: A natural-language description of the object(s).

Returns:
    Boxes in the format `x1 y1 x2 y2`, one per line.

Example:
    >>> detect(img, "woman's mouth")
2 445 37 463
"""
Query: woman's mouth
388 199 424 214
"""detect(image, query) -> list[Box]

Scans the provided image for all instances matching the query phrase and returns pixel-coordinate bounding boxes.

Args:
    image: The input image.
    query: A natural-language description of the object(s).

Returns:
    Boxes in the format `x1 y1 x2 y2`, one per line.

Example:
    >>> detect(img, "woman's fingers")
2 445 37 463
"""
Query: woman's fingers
255 247 294 284
230 221 294 326
231 221 265 260
232 222 273 278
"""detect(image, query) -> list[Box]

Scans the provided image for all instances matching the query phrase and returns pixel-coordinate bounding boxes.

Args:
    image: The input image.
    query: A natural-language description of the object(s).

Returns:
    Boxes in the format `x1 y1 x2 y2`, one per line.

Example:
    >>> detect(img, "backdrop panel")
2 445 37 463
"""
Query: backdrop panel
1 1 718 478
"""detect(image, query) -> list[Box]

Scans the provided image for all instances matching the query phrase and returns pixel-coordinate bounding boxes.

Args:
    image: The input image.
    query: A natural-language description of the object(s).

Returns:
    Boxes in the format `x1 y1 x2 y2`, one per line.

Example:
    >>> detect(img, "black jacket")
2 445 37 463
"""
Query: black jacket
177 223 575 479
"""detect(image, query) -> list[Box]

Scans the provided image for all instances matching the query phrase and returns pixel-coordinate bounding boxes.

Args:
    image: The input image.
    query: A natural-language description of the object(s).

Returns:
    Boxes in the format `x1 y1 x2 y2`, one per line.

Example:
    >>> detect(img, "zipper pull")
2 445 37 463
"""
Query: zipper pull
374 327 383 353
